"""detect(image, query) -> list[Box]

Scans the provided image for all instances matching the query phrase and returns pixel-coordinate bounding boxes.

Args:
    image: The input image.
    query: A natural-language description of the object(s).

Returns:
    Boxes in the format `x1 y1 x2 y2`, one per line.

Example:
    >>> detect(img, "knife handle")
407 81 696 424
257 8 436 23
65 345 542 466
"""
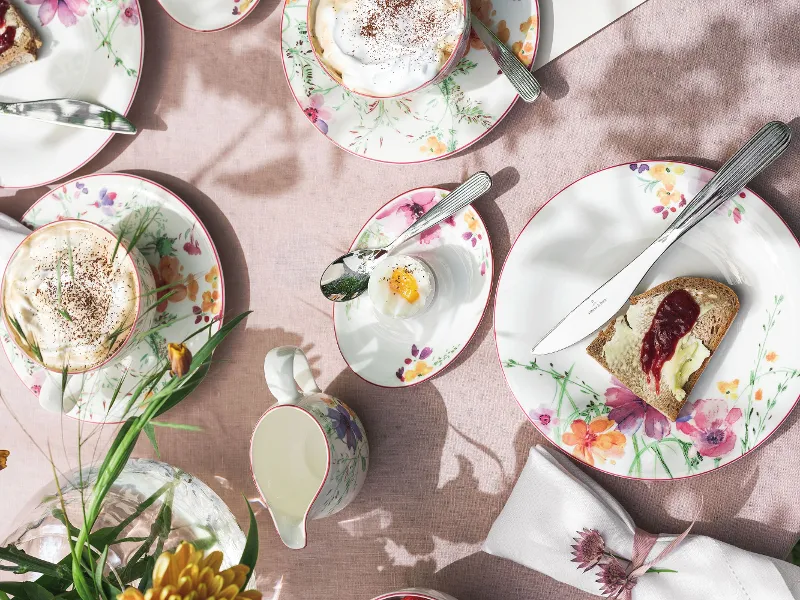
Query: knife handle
665 121 791 238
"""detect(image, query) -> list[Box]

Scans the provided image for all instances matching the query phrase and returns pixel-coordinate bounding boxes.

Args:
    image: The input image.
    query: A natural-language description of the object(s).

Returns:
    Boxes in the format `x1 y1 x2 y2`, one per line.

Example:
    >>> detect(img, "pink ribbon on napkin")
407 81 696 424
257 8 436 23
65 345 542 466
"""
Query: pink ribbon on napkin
609 523 694 599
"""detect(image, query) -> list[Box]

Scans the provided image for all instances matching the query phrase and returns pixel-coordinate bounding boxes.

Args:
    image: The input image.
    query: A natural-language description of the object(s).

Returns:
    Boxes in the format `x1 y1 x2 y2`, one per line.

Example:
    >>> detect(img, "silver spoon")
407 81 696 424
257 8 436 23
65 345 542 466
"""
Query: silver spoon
470 14 541 103
320 171 493 302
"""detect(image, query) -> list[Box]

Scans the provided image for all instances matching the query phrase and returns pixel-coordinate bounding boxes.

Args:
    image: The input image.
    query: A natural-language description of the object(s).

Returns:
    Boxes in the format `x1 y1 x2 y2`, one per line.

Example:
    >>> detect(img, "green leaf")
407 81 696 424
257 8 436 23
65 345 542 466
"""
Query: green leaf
239 497 259 589
93 546 109 600
0 590 11 600
143 422 160 458
150 421 202 431
0 583 28 598
90 481 175 548
21 582 54 600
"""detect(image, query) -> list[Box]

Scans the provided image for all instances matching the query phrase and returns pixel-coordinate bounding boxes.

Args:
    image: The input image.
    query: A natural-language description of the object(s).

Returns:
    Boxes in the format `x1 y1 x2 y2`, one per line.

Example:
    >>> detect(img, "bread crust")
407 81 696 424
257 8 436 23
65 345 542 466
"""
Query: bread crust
587 277 739 421
0 2 42 75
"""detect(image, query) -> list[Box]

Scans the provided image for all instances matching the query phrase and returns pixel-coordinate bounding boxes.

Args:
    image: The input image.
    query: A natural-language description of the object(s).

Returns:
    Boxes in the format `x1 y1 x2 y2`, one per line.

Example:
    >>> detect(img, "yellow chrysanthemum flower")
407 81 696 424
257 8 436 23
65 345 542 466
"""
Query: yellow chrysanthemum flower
118 542 261 600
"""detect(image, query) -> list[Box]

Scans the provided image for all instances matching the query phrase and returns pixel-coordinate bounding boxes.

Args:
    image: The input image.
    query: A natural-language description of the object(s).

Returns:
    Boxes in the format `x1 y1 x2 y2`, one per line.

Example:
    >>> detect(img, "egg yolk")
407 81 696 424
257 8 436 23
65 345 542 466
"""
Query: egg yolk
388 267 420 303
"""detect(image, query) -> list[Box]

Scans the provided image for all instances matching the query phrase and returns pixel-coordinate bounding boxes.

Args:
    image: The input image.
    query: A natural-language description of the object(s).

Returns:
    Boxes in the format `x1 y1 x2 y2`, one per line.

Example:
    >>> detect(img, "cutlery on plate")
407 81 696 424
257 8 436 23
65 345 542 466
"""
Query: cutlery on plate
0 99 136 134
532 120 792 355
470 13 541 103
320 171 493 302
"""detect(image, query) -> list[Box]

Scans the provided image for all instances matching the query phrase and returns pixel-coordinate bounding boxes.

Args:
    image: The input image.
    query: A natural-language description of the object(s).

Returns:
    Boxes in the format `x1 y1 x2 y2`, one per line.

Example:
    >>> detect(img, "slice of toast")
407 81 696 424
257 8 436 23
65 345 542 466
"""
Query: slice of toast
587 277 739 421
0 1 42 75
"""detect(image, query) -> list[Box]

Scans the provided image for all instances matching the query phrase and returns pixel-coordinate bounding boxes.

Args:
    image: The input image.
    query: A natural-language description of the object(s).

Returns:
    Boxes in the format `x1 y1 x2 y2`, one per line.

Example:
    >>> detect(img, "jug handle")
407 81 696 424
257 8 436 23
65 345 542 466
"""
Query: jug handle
264 346 321 405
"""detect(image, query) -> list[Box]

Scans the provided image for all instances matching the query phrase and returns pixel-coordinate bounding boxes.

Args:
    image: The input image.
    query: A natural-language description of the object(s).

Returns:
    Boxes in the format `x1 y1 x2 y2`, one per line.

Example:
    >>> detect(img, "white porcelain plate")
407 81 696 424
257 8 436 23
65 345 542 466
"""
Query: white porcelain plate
281 0 539 164
335 187 492 387
0 173 225 423
495 161 800 480
157 0 259 32
0 0 143 189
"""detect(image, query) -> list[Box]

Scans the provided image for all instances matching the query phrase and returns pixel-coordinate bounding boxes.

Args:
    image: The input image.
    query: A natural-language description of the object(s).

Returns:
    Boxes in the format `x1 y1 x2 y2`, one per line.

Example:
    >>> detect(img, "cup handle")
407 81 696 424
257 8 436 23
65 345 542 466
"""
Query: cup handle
38 372 81 413
264 346 321 405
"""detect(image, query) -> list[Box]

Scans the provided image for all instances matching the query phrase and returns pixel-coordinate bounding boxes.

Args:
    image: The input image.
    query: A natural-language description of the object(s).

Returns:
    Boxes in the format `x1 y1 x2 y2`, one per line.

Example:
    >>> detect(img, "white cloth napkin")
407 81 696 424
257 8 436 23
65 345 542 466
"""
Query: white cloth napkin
484 446 800 599
534 0 649 70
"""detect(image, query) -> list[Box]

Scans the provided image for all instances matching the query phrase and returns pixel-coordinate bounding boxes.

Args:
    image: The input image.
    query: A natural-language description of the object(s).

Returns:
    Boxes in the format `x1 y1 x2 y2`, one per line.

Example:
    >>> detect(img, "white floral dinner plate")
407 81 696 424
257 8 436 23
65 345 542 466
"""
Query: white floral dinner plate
495 161 800 480
281 0 539 163
0 173 225 423
157 0 259 32
335 187 492 386
0 0 143 189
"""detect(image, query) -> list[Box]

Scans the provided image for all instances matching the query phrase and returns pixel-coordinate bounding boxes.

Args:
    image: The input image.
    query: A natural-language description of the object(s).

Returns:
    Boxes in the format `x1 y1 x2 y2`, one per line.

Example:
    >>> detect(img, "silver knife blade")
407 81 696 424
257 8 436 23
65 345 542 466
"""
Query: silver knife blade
0 99 136 134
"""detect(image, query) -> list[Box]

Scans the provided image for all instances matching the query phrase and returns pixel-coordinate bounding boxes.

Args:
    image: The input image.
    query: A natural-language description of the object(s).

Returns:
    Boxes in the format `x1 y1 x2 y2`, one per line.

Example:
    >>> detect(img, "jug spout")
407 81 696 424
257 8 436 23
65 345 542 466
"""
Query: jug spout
271 510 308 550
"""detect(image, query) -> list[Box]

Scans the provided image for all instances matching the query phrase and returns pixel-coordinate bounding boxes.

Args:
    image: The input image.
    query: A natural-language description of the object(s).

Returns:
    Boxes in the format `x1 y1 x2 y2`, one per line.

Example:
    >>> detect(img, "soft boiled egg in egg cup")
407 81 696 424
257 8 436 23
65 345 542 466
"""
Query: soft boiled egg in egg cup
368 255 436 319
334 187 493 388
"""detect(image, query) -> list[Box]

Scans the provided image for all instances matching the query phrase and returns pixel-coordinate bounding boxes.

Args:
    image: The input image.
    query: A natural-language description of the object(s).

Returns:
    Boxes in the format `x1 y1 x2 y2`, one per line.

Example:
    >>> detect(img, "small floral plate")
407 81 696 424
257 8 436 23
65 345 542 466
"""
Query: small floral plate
281 0 539 163
0 0 143 189
156 0 259 32
0 173 225 423
334 187 492 387
495 161 800 480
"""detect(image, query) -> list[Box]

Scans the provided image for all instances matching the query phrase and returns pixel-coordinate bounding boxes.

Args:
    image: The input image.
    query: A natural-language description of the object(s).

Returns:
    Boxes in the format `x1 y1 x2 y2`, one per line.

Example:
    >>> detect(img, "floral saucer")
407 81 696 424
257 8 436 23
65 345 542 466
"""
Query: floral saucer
0 0 143 189
0 174 225 423
495 161 800 480
334 187 492 387
281 0 539 163
157 0 259 32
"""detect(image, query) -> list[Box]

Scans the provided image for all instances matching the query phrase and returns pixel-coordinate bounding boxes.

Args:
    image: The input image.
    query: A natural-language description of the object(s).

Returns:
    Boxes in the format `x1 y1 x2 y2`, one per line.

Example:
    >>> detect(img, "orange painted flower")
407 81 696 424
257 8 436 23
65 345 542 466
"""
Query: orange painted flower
657 187 682 207
202 290 222 315
562 418 626 466
717 379 740 400
464 210 480 232
520 15 538 33
403 361 433 382
420 136 447 157
187 273 199 302
649 163 685 192
496 20 510 44
468 0 495 50
205 265 220 290
512 40 536 66
766 351 778 362
755 389 763 401
152 256 187 312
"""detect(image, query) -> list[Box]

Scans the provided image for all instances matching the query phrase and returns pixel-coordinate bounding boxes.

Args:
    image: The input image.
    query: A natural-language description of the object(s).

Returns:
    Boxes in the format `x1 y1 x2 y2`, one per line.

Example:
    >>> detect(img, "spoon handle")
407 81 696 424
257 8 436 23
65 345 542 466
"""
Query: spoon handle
470 14 541 103
387 171 493 251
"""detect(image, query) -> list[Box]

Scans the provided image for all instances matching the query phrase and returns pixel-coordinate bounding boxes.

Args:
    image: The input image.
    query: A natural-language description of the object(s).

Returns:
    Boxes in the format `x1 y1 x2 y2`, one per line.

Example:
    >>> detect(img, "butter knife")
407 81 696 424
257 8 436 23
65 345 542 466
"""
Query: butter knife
0 99 136 134
532 121 792 355
470 13 541 103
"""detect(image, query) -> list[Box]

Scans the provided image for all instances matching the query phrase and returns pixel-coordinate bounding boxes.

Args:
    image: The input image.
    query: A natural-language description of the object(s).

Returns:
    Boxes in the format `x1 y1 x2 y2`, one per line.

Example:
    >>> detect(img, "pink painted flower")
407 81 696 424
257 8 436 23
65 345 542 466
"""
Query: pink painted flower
303 94 333 134
120 1 139 26
596 557 636 598
377 191 455 244
571 528 605 571
676 398 742 457
605 378 670 441
529 405 558 431
26 0 88 27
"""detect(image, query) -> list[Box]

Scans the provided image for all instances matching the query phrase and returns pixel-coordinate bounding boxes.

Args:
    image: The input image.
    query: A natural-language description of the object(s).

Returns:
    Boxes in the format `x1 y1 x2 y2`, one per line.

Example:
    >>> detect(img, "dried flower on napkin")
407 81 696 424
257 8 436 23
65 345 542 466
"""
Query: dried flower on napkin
572 528 606 571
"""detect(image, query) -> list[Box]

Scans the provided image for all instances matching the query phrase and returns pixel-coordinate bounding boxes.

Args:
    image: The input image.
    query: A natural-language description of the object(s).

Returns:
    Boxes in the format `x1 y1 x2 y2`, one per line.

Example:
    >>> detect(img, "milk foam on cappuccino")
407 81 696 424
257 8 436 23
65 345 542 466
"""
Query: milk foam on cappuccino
314 0 465 97
2 221 140 372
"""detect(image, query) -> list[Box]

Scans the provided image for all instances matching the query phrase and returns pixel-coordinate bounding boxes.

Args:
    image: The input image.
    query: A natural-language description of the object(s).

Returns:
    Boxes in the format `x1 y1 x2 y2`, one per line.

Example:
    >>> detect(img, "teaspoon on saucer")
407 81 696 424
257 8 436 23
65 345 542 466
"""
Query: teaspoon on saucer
471 13 541 103
320 171 493 302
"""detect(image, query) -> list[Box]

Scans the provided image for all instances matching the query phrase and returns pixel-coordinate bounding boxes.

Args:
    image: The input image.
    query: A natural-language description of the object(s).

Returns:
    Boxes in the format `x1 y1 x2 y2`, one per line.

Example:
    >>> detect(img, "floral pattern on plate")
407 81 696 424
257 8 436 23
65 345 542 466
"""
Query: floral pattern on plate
156 0 259 31
281 0 539 163
496 161 800 479
335 188 492 387
0 174 224 423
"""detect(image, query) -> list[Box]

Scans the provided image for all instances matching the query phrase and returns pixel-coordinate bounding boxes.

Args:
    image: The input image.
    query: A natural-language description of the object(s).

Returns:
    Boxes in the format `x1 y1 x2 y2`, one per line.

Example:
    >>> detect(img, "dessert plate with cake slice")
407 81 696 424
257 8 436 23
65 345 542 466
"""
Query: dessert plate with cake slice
281 0 539 164
0 173 225 423
334 187 493 386
495 161 800 480
0 0 143 189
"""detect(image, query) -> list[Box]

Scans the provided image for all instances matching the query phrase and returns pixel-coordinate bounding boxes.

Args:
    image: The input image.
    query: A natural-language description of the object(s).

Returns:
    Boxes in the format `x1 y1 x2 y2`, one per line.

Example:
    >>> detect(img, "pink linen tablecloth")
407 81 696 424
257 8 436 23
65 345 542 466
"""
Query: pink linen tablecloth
2 0 800 598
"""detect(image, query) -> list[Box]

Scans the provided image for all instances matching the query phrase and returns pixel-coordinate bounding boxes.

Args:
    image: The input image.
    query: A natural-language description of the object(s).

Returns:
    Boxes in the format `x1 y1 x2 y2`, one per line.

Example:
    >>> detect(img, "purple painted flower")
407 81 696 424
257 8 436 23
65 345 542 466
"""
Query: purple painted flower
410 344 432 359
73 182 89 199
93 187 117 216
571 528 605 572
396 367 404 380
26 0 88 27
120 1 139 26
184 235 201 256
480 261 486 276
377 191 450 244
638 164 650 173
605 378 670 440
327 404 363 451
676 398 742 458
529 405 559 431
303 94 333 134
